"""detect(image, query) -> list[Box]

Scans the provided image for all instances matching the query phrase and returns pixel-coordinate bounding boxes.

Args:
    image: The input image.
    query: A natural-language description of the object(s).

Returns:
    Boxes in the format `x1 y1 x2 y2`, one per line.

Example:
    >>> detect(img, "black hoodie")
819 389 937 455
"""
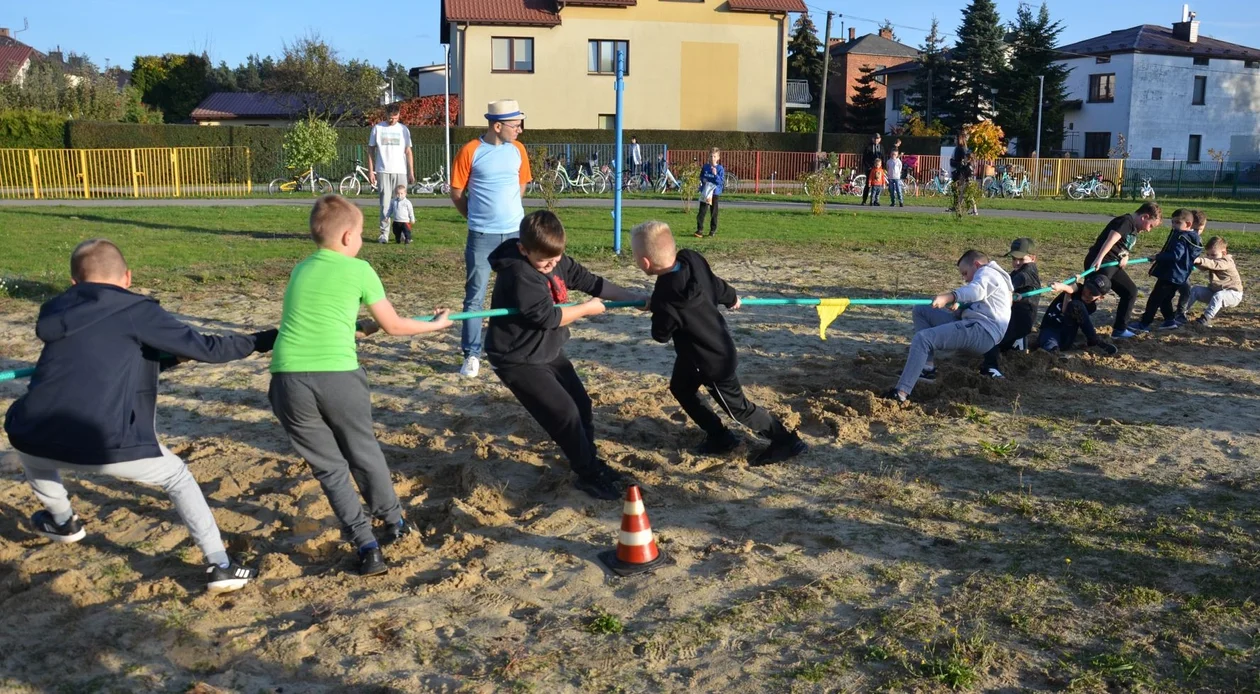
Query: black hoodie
650 249 739 380
485 240 606 367
4 283 276 465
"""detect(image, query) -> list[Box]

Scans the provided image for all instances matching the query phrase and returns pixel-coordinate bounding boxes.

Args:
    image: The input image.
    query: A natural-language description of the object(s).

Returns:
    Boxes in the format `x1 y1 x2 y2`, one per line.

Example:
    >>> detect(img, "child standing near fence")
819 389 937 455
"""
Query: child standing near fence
886 150 905 207
868 158 888 206
386 184 415 245
695 148 725 238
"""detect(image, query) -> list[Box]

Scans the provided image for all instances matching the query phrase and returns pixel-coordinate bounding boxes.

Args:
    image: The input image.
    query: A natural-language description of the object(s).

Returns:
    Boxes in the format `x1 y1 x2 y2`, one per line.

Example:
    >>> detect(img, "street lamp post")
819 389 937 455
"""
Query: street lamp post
1034 75 1045 157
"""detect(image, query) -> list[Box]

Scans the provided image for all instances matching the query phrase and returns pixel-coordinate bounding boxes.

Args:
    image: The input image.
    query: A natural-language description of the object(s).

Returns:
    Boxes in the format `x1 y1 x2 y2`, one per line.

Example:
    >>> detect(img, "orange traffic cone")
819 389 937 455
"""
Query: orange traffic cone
599 484 668 577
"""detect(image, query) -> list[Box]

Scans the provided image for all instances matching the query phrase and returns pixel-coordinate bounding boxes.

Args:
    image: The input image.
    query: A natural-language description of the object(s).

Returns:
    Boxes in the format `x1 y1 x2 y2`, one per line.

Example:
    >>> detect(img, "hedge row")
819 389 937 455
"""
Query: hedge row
0 110 69 149
63 122 941 156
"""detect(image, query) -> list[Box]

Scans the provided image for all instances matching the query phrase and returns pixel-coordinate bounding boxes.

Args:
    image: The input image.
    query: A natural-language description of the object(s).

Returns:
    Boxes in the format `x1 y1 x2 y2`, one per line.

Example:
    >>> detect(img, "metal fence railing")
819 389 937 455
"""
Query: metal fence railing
1119 160 1260 199
0 147 253 200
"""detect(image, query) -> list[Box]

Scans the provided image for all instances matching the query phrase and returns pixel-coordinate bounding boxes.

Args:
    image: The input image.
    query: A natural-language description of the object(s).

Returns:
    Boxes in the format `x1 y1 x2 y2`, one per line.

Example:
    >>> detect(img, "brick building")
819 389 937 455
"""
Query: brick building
826 28 918 129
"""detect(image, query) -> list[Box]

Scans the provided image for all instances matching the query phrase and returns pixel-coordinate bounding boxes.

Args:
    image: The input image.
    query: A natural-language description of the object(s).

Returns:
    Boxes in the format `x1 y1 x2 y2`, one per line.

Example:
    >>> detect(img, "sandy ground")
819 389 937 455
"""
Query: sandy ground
2 252 1260 693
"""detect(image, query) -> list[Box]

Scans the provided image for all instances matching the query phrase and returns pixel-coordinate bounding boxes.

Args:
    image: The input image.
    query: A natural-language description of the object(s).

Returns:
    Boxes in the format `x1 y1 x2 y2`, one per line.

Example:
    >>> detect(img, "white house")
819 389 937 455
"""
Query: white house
1056 7 1260 162
871 61 921 134
409 63 448 98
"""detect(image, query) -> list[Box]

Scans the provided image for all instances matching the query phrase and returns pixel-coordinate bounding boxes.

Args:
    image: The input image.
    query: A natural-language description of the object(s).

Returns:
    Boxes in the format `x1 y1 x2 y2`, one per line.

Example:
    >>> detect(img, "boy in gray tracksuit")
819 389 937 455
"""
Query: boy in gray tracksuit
885 250 1013 402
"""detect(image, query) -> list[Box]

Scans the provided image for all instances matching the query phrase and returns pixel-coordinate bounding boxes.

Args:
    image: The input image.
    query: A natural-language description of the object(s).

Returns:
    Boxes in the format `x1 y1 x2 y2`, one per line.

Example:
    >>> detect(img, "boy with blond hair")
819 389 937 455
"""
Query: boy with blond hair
632 221 806 464
5 239 277 593
386 184 415 244
486 210 648 500
1188 235 1244 326
269 194 453 576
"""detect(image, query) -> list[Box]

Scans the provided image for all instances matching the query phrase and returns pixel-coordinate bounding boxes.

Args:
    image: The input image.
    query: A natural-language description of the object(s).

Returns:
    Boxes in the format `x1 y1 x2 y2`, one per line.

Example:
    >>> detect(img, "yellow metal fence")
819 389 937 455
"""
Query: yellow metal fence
0 147 252 200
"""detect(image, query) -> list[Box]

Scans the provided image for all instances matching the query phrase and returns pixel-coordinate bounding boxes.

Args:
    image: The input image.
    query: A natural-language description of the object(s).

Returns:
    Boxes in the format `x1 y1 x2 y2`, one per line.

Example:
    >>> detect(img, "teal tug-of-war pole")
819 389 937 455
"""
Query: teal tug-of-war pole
0 259 1151 382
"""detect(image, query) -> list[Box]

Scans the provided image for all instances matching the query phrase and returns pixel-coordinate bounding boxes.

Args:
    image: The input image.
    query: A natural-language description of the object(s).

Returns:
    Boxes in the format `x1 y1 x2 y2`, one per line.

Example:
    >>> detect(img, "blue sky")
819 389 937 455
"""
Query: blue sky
6 0 1258 75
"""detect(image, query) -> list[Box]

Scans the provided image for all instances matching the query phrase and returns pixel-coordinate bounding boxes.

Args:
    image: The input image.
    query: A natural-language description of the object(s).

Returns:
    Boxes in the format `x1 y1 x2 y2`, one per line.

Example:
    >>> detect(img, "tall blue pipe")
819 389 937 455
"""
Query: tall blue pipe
613 49 625 255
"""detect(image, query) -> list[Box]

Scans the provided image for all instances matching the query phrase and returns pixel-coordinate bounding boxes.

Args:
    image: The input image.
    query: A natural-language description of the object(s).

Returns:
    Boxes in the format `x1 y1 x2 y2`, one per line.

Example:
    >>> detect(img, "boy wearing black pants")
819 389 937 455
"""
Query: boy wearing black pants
1083 202 1163 338
981 237 1042 378
632 221 807 465
486 211 648 500
1038 274 1117 354
1132 208 1201 332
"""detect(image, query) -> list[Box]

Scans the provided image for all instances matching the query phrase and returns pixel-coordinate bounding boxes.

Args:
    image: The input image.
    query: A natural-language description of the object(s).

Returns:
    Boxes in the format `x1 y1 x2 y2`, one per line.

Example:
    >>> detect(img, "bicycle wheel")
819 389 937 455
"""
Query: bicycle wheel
1065 183 1085 200
724 173 739 193
852 175 866 196
315 178 334 195
339 175 361 196
268 178 291 195
439 182 451 196
540 170 567 194
981 175 995 192
1095 180 1116 199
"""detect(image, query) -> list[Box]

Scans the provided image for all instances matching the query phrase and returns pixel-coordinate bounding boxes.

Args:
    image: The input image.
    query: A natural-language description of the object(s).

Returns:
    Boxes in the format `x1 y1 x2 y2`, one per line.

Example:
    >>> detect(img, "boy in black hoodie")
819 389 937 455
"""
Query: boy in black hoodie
632 221 807 465
3 239 276 593
485 211 648 500
980 237 1042 378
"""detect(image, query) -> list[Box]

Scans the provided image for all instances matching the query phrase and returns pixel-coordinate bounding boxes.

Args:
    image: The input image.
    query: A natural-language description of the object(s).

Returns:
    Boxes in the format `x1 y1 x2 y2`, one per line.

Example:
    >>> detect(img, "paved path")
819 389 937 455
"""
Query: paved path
1 196 1255 232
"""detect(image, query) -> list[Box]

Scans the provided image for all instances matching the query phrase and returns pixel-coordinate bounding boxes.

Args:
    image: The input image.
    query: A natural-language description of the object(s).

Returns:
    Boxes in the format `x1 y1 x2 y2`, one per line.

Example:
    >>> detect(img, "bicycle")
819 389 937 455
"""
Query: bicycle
338 160 378 196
803 168 866 197
723 172 740 194
269 167 333 195
1138 176 1156 200
655 161 682 194
922 169 954 197
539 158 606 195
411 166 451 195
1064 171 1116 200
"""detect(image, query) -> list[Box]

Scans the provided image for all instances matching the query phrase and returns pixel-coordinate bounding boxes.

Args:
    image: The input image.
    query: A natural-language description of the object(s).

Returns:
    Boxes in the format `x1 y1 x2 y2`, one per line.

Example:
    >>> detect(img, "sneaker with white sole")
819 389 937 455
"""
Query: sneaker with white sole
1112 328 1138 340
459 356 481 378
918 367 938 382
377 233 389 244
30 511 86 543
205 560 257 593
982 367 1004 379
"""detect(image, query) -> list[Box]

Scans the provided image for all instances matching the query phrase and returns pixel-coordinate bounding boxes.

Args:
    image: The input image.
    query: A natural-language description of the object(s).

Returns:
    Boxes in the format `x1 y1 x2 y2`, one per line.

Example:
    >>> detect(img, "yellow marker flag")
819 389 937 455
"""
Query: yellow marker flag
815 298 851 340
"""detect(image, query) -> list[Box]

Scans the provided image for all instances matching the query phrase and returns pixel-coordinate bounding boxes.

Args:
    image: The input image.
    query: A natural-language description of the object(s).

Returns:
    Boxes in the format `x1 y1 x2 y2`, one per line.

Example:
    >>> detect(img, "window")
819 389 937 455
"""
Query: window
1187 134 1202 162
892 88 906 110
1084 132 1112 158
598 114 616 130
491 37 534 73
1088 74 1115 102
1192 75 1207 105
1247 60 1260 69
1151 147 1162 160
1096 55 1111 64
588 40 630 75
874 64 887 85
1193 56 1209 66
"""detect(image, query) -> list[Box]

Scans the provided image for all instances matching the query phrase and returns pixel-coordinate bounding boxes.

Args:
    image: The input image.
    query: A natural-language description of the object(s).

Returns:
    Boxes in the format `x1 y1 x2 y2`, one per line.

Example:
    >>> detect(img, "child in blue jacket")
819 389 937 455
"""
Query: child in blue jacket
1132 208 1202 332
695 147 726 238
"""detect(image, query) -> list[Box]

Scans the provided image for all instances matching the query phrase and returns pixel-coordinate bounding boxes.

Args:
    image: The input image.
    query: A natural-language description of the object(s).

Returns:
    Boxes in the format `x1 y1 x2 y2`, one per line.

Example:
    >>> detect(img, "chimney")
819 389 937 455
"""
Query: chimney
848 27 856 42
879 28 893 40
0 28 10 38
1172 5 1200 43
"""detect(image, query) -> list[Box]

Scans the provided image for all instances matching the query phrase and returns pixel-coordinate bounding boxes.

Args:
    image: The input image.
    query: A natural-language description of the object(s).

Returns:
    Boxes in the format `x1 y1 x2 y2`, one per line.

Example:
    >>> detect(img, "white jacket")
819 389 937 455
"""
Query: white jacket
886 157 903 181
952 261 1013 343
388 197 415 224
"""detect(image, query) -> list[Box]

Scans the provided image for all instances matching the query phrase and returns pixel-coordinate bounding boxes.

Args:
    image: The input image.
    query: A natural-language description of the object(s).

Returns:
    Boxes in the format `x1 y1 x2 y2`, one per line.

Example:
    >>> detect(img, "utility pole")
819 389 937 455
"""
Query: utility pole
815 11 834 153
1034 74 1045 157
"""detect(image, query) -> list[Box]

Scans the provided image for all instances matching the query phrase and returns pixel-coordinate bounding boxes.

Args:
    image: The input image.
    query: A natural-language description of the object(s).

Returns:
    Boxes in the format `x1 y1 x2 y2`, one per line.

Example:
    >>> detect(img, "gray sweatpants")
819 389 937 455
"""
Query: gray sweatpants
269 369 401 548
377 172 408 236
19 447 228 565
896 306 998 395
1186 286 1243 320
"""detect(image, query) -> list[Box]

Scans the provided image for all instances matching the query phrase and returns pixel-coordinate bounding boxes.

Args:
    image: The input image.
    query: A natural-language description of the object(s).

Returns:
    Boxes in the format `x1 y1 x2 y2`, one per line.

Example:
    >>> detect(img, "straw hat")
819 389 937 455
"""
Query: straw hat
486 100 526 122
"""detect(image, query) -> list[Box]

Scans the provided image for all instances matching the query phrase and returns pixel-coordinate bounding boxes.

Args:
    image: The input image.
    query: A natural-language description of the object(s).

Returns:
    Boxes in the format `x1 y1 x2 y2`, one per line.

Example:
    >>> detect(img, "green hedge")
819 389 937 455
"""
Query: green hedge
0 110 68 148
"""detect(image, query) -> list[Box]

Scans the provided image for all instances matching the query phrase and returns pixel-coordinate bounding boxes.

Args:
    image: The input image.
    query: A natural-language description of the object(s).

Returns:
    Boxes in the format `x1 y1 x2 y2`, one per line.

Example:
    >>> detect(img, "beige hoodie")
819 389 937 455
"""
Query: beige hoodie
1197 253 1244 293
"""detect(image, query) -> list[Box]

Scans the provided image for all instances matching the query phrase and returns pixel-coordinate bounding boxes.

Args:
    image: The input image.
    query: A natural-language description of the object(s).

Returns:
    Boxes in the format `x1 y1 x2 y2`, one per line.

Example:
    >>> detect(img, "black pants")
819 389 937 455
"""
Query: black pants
670 356 790 442
1175 281 1192 316
494 354 602 480
981 303 1036 370
697 195 720 235
861 171 872 204
1090 262 1138 331
1140 278 1180 325
391 221 411 243
1041 299 1100 350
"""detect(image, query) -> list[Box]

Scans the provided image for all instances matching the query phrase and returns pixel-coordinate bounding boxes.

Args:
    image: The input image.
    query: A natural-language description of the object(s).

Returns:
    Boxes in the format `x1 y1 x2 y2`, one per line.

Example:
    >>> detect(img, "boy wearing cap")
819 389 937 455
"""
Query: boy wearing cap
980 238 1041 378
1038 274 1118 355
450 99 533 379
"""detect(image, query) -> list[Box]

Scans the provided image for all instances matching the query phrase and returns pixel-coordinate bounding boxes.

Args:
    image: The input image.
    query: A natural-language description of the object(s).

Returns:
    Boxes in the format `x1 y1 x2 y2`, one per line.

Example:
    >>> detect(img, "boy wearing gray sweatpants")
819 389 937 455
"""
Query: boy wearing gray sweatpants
886 250 1013 401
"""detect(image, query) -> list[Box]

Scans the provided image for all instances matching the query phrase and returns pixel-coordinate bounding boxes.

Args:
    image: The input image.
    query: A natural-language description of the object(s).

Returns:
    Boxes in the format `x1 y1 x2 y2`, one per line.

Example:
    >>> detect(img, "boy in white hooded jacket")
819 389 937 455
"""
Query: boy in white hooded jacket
886 250 1013 402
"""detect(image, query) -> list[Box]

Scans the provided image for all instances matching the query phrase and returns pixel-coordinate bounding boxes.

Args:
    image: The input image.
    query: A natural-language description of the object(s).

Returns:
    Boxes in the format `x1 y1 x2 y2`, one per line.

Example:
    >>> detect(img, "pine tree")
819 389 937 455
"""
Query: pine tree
848 66 886 134
383 60 416 100
996 3 1069 155
908 17 952 126
787 13 824 115
946 0 1008 129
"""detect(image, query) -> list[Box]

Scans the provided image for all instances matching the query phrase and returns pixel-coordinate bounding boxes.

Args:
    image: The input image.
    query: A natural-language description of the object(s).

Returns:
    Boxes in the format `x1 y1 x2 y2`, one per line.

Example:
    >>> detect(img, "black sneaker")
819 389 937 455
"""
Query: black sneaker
1173 312 1188 326
574 466 627 501
378 518 416 547
30 510 85 543
206 560 257 593
1195 316 1212 327
882 388 908 403
694 430 740 455
752 433 808 466
918 367 938 382
358 546 388 576
1090 340 1119 356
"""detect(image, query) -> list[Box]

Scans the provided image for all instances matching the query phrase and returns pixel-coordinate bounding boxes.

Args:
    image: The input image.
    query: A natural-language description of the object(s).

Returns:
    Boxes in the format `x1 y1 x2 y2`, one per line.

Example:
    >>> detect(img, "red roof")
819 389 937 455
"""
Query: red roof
565 0 636 6
442 0 561 26
726 0 807 12
0 44 33 83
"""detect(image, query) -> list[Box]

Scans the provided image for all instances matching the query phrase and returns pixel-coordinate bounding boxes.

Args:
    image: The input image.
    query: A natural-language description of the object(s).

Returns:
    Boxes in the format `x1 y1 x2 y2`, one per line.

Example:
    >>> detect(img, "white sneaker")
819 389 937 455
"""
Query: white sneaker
459 356 481 378
377 233 389 244
982 367 1004 379
1113 328 1137 339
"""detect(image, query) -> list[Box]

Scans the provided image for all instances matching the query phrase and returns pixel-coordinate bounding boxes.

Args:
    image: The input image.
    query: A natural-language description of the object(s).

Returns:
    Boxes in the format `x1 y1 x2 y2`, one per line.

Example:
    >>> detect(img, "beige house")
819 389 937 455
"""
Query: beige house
440 0 807 131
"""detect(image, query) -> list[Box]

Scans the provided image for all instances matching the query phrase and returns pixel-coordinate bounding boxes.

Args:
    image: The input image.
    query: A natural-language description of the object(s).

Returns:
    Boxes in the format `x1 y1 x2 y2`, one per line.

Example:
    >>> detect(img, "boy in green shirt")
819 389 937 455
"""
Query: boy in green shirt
269 195 453 576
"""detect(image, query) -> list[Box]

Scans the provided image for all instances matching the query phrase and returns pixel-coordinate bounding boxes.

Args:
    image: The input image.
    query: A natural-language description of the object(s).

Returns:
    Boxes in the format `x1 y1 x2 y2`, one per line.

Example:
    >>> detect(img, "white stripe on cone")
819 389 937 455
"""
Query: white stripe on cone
623 500 645 516
619 529 654 546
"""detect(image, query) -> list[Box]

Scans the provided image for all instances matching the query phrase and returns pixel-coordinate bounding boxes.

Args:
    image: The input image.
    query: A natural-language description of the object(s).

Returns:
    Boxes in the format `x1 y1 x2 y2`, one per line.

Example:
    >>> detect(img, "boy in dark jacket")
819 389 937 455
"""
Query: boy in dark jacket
980 237 1042 378
3 239 276 593
1132 208 1202 332
632 221 806 465
1038 274 1117 355
486 210 648 500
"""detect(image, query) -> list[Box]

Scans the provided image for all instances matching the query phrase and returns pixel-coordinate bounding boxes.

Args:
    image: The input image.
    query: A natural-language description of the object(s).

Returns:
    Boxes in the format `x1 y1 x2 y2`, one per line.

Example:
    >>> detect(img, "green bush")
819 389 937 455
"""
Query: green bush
0 110 68 148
